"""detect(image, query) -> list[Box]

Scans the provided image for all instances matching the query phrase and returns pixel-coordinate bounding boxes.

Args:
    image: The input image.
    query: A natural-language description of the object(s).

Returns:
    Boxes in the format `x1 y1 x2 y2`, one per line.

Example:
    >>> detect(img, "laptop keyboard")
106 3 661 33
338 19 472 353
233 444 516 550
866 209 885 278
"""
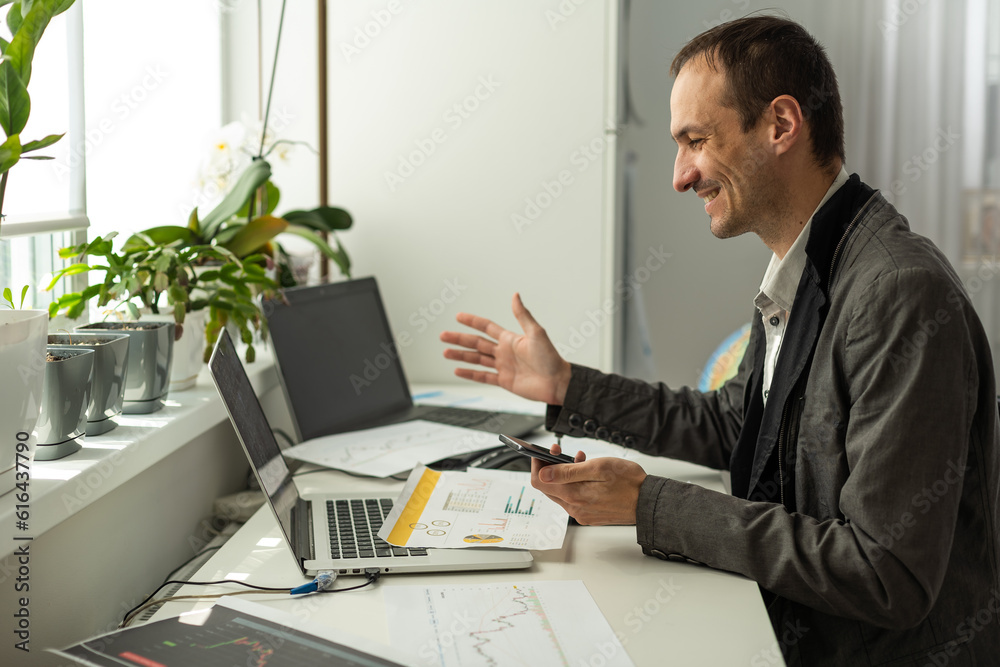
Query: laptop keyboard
421 406 505 429
327 498 428 559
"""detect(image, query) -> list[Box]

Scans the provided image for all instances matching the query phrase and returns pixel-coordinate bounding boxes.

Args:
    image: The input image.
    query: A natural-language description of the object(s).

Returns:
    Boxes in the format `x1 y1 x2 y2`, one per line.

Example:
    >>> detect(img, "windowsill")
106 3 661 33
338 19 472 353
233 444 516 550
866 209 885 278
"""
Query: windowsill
0 349 279 560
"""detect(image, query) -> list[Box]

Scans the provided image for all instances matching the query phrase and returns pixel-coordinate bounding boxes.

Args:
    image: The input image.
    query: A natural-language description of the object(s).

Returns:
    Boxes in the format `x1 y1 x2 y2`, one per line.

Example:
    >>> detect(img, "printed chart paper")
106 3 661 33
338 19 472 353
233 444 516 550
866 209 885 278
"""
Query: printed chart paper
378 467 569 550
52 597 408 666
282 420 498 477
384 580 634 667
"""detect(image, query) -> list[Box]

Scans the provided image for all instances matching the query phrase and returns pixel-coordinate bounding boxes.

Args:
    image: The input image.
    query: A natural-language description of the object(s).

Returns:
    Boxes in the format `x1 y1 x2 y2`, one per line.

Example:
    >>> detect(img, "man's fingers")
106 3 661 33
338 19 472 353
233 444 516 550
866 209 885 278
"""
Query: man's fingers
443 348 497 368
539 460 605 484
511 293 543 334
454 368 500 386
455 312 507 341
440 331 498 355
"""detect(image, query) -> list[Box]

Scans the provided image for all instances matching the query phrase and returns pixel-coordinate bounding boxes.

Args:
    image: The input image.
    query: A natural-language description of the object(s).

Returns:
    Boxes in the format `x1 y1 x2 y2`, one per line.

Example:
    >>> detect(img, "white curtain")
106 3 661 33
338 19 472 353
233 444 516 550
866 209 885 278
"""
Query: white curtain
798 0 1000 378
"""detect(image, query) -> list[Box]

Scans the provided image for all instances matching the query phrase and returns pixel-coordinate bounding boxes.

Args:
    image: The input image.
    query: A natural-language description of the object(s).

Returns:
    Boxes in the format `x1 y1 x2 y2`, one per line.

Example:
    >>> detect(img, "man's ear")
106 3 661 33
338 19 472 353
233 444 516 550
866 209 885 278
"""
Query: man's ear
768 95 804 156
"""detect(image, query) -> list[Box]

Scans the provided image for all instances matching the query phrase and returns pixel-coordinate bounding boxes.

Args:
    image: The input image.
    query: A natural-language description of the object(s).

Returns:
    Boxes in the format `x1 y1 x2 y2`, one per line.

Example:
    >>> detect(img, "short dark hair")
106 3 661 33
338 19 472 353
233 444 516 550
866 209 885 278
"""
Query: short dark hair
670 15 845 171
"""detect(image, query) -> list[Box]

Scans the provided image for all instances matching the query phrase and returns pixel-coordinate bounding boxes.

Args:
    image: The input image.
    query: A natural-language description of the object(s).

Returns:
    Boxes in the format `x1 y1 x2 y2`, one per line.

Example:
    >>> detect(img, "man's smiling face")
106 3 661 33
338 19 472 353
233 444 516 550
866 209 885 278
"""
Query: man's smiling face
670 57 785 240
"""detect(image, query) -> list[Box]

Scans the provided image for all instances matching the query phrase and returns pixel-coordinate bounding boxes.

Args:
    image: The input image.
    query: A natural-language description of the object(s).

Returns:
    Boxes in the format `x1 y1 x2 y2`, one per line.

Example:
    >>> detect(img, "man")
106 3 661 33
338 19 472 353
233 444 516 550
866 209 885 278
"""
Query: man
440 16 1000 666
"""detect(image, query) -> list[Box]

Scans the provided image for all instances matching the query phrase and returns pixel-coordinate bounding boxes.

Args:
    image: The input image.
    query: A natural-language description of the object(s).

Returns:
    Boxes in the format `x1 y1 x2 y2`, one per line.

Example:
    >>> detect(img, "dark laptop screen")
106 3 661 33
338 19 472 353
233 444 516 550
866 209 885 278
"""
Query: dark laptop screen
209 330 297 549
263 278 413 441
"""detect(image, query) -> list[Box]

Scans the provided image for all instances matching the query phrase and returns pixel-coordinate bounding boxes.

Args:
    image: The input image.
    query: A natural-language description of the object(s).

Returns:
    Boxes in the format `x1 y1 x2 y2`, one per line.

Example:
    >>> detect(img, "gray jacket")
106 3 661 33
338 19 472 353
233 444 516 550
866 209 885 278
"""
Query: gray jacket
546 175 1000 665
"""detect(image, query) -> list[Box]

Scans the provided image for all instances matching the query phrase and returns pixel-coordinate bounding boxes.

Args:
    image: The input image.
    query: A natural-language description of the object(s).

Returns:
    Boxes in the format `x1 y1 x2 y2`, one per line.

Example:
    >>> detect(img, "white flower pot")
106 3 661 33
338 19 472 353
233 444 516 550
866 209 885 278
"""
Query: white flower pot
0 310 48 497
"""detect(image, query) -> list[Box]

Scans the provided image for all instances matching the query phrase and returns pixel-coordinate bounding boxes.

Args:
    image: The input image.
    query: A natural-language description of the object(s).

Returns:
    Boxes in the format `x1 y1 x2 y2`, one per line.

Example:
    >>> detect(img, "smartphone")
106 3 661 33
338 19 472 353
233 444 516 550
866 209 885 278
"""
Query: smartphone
499 434 576 465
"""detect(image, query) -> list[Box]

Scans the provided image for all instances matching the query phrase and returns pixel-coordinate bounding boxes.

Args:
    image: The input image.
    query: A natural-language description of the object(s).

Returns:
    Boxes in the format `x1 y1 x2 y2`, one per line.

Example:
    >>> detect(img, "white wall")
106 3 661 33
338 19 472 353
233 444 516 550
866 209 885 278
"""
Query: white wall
224 1 619 385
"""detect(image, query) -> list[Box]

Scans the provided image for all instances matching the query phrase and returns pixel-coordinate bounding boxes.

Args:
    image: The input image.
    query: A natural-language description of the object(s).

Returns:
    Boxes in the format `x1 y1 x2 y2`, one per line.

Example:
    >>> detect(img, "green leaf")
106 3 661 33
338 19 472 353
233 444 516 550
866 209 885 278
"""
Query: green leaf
187 207 200 235
126 302 139 321
5 0 64 87
236 180 280 218
18 284 27 307
44 261 92 290
19 154 50 160
221 214 288 258
52 0 74 17
66 296 85 319
57 244 82 259
0 133 21 173
283 206 353 231
196 269 220 282
284 224 351 277
6 3 22 41
122 225 195 250
199 159 272 241
20 132 62 153
2 287 11 304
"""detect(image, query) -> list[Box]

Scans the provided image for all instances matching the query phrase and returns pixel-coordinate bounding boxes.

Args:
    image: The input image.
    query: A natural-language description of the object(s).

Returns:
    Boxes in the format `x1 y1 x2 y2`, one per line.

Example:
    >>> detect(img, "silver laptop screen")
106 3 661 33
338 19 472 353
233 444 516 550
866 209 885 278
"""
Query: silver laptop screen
209 329 298 547
263 278 413 440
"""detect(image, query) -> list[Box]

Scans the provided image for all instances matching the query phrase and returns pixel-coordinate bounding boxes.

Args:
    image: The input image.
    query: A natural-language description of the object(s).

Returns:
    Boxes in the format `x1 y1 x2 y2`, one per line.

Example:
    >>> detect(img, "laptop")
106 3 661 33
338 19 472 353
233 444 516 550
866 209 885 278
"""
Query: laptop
262 277 545 442
209 329 533 577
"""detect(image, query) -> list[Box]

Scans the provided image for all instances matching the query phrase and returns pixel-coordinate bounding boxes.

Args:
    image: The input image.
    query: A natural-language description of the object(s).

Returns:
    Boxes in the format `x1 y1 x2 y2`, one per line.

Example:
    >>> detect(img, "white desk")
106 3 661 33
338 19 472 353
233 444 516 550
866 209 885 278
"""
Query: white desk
149 451 780 665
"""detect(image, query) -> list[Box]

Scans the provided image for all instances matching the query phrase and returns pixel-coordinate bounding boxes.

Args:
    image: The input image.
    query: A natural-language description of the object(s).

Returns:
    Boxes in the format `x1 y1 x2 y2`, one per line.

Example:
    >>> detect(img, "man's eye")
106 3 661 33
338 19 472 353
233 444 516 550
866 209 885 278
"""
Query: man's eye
689 138 704 148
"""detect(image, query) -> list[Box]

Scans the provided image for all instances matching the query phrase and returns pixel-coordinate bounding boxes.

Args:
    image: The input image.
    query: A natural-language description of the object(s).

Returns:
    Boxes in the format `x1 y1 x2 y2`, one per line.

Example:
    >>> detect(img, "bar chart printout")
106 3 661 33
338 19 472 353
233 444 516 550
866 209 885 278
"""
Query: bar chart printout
52 599 406 667
379 467 569 550
384 580 634 667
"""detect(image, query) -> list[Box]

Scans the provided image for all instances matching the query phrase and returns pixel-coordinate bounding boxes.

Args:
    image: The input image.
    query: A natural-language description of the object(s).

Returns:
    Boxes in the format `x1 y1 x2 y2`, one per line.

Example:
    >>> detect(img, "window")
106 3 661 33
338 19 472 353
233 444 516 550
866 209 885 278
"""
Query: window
0 3 86 308
0 1 222 310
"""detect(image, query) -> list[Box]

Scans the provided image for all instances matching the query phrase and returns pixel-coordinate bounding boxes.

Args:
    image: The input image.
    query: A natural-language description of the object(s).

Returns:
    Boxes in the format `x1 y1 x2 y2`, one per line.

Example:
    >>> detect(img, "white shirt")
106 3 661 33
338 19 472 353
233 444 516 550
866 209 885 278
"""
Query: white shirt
754 167 850 405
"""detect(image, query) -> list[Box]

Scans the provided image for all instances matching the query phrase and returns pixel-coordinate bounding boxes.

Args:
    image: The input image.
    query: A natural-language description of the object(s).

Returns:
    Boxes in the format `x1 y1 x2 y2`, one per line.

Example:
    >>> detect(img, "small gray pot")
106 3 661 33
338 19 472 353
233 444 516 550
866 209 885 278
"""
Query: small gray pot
48 332 130 435
76 322 175 414
36 346 94 461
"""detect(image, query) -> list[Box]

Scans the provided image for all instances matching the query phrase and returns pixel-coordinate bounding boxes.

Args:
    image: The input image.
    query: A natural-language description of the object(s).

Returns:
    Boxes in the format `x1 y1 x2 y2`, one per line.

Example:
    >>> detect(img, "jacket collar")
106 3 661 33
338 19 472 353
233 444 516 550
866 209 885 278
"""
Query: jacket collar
731 174 880 507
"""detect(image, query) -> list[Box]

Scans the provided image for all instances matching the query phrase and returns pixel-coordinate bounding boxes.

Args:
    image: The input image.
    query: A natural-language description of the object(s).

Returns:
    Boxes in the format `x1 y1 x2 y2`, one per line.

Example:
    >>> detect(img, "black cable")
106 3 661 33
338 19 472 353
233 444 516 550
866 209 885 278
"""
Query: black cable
123 571 383 626
162 545 222 584
273 427 296 449
122 578 292 627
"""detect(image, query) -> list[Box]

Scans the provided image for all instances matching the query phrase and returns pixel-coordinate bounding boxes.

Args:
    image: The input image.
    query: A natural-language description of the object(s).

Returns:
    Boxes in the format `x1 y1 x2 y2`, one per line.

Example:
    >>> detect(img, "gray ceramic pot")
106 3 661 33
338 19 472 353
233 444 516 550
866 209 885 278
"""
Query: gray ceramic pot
36 346 94 460
76 322 175 414
48 332 130 435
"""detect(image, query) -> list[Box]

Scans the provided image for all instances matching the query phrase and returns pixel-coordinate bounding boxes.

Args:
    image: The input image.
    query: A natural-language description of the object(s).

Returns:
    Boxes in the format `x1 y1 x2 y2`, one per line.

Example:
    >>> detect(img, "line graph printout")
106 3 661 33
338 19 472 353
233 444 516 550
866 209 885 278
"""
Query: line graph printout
282 420 493 477
378 467 568 550
52 598 407 667
384 581 634 667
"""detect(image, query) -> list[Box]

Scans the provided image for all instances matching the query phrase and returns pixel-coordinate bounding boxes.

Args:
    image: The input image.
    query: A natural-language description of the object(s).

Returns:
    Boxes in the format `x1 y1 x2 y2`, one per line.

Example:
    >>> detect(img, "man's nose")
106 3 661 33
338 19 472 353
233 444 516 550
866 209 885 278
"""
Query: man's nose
673 151 698 193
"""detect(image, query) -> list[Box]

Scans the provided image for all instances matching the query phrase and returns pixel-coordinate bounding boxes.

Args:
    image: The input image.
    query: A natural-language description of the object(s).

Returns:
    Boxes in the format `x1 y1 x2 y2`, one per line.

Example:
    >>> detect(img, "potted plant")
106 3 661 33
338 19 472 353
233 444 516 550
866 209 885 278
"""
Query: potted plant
74 321 173 415
191 120 355 285
34 344 92 460
47 331 130 435
0 287 47 495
